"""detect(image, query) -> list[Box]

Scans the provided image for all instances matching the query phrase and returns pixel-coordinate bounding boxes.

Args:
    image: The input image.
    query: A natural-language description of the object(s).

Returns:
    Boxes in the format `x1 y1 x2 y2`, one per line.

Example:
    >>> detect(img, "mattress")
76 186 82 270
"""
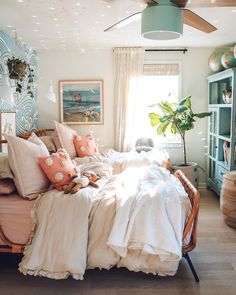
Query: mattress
0 193 36 245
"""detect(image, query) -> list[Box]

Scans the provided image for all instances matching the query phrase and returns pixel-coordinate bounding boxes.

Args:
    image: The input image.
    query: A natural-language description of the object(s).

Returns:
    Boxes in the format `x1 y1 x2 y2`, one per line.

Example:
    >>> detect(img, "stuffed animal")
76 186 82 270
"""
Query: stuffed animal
63 170 100 194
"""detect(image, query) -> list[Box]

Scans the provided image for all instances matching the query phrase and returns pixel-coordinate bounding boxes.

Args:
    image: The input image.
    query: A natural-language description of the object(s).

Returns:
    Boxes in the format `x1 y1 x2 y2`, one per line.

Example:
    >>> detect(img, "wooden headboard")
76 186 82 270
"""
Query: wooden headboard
18 129 54 139
0 128 54 144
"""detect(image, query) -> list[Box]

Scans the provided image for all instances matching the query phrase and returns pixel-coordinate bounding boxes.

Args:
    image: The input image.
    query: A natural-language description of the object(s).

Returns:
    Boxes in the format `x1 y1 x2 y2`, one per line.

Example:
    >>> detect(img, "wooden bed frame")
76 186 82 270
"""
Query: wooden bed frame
0 169 200 281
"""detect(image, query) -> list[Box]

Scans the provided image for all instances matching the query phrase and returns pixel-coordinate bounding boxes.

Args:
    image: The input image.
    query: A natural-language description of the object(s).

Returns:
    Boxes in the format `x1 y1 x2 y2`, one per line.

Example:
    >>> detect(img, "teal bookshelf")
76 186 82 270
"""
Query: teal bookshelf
207 68 236 195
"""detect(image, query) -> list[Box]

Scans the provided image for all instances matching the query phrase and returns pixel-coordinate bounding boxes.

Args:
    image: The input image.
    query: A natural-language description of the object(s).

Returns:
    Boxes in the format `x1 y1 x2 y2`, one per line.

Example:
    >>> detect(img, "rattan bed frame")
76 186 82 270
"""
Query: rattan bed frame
0 131 200 281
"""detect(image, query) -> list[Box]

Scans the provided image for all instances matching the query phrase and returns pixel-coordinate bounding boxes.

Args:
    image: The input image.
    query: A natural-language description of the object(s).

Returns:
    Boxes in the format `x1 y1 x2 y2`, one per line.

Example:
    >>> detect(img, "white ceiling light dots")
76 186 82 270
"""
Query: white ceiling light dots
0 0 235 50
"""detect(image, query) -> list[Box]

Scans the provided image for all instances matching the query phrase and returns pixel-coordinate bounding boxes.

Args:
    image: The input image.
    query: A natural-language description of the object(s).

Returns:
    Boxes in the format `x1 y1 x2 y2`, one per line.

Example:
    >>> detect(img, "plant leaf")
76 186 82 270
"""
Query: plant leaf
156 121 169 136
194 112 212 118
159 101 174 114
149 113 161 126
184 96 191 108
160 114 173 123
176 105 188 113
171 123 177 134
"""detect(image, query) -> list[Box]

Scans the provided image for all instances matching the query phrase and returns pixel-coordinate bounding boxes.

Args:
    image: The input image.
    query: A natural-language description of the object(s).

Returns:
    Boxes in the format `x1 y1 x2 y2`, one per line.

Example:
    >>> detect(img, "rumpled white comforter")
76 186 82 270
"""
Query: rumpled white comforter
19 164 190 280
73 148 169 174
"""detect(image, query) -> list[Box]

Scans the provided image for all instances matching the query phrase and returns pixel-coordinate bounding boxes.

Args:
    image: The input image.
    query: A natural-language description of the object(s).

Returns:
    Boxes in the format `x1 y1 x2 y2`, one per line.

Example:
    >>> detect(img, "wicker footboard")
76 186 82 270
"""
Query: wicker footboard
0 170 200 255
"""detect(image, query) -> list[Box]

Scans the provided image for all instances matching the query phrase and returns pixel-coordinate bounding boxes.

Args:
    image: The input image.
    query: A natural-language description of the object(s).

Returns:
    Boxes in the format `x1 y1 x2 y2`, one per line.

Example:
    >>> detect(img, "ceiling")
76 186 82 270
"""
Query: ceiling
0 0 236 52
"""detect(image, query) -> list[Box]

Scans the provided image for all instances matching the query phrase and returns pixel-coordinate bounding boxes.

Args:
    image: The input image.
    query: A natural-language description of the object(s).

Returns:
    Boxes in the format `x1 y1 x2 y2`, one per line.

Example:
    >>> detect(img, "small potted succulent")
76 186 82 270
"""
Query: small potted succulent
149 96 211 187
7 57 35 98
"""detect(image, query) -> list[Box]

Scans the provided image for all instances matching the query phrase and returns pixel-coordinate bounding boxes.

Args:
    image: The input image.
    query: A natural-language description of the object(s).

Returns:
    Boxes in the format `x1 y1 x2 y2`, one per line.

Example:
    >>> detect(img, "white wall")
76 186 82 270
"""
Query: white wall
37 48 114 149
38 47 214 186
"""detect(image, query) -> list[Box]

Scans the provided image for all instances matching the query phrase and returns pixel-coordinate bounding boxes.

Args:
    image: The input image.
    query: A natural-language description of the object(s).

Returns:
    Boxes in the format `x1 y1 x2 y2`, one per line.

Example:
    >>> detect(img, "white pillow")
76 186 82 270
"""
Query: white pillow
5 133 50 199
54 121 77 159
0 153 13 179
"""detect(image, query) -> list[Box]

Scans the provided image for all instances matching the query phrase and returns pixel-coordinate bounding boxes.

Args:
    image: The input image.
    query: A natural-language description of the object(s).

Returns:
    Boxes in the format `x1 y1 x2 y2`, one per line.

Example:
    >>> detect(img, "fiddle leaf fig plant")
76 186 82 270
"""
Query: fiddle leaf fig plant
149 96 211 166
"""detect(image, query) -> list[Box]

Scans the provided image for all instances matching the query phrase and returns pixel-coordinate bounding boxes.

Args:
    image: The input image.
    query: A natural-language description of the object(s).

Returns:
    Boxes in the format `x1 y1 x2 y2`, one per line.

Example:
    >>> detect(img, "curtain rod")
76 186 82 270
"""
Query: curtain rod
145 48 188 54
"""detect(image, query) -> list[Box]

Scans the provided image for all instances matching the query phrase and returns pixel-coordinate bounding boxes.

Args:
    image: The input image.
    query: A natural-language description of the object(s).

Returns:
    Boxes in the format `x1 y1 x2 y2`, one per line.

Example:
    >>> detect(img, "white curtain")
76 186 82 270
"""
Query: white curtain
113 47 145 152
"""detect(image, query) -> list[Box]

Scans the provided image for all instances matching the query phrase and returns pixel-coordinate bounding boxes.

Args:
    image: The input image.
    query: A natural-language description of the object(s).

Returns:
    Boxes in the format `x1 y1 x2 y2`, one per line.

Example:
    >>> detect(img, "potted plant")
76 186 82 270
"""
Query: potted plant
7 57 35 98
222 86 232 104
7 57 27 79
149 96 211 187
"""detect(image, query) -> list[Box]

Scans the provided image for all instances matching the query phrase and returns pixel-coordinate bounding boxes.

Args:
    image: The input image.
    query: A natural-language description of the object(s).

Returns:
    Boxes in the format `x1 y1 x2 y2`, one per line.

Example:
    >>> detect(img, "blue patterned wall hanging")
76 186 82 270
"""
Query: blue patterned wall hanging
0 31 38 135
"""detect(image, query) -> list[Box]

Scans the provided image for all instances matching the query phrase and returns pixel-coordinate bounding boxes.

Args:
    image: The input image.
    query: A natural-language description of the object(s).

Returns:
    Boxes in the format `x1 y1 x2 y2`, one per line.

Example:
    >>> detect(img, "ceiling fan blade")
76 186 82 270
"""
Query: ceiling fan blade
171 0 189 7
187 0 236 7
183 9 217 33
104 12 142 32
142 0 158 5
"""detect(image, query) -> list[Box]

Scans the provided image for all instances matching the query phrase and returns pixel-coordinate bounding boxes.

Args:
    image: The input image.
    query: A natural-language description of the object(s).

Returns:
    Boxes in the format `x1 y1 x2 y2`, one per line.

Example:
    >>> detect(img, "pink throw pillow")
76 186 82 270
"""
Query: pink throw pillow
73 134 98 157
38 149 77 190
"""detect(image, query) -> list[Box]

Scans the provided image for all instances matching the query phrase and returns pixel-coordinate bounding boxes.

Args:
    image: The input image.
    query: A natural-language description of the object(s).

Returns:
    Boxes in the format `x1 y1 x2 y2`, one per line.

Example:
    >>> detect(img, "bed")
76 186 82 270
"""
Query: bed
0 129 200 281
0 169 200 282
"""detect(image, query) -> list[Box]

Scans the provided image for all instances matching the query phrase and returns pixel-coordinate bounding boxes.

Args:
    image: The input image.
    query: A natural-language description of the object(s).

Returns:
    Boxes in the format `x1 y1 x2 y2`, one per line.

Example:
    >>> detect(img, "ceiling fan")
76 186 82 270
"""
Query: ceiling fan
104 0 236 40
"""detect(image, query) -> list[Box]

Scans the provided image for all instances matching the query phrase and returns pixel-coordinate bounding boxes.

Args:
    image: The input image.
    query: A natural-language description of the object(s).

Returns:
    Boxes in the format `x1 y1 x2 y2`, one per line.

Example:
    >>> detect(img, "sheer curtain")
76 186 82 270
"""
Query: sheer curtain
113 47 145 152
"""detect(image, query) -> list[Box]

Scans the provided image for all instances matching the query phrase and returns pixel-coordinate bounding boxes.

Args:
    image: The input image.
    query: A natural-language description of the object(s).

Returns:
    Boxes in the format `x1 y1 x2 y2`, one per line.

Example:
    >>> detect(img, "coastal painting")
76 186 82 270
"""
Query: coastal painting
59 80 104 125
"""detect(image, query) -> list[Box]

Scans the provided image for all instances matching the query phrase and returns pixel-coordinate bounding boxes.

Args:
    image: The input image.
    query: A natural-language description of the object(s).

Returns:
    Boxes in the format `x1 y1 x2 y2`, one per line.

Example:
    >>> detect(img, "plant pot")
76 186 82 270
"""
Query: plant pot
171 162 199 188
7 60 27 79
223 91 232 104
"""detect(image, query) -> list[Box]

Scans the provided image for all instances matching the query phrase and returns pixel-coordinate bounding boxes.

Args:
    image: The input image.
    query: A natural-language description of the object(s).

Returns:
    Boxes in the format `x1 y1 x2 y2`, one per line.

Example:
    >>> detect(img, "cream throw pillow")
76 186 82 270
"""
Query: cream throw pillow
0 153 13 179
5 133 50 199
54 121 77 159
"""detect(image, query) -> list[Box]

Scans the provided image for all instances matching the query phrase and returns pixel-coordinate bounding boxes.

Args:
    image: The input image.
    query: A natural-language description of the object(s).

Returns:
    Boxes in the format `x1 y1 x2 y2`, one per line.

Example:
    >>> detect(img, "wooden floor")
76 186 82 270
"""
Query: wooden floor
0 189 236 295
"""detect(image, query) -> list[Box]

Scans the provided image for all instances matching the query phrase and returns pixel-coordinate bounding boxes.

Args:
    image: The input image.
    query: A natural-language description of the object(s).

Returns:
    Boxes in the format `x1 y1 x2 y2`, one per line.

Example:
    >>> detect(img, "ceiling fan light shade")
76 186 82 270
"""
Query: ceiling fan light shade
141 4 183 40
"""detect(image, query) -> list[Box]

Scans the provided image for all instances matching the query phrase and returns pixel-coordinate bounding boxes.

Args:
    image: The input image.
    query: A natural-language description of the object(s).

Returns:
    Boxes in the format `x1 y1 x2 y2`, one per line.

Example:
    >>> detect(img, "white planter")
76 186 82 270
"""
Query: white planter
171 162 199 188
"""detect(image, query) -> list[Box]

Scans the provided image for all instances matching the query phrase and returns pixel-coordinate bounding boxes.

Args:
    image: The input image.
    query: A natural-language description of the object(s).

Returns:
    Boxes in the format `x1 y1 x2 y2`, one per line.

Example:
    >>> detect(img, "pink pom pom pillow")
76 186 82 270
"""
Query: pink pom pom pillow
38 149 77 190
73 134 98 157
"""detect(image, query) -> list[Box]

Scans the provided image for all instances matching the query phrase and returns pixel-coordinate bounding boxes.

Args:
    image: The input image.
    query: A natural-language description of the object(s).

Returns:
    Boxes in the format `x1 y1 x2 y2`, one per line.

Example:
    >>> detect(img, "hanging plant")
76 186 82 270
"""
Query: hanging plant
7 57 35 98
7 57 27 79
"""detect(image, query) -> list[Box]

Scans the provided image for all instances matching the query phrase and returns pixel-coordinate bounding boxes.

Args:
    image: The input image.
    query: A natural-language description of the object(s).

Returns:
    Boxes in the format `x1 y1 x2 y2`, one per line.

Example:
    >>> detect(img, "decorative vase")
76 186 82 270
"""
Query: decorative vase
209 49 225 72
221 48 236 69
223 91 232 104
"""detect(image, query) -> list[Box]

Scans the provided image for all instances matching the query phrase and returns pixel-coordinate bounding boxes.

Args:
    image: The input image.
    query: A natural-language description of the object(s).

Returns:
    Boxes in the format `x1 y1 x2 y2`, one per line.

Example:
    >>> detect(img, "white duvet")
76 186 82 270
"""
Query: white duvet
19 164 190 280
73 148 169 174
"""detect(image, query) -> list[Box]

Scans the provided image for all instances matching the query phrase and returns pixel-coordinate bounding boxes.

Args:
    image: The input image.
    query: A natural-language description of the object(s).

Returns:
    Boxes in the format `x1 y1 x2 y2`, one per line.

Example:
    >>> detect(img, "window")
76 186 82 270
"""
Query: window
133 61 181 148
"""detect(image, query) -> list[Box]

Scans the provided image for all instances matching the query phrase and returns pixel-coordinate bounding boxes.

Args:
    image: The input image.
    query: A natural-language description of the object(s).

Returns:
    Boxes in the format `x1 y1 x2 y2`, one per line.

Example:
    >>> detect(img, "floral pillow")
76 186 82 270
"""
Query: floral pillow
73 134 98 157
38 149 77 190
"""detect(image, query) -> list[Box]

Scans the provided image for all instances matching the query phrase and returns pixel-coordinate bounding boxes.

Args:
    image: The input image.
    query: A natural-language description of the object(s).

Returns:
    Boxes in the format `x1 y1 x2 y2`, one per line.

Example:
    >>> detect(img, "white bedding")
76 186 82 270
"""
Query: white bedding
73 148 169 174
19 164 190 280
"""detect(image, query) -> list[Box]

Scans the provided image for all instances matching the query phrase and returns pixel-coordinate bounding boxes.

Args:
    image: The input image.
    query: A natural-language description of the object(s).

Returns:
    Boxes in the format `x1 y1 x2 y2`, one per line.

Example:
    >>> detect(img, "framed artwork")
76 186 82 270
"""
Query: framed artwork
59 80 104 125
0 111 16 152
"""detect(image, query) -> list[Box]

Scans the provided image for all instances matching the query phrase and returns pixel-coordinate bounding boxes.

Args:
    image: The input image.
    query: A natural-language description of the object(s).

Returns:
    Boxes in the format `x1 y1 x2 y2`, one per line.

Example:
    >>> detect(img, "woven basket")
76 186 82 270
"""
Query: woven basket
220 171 236 228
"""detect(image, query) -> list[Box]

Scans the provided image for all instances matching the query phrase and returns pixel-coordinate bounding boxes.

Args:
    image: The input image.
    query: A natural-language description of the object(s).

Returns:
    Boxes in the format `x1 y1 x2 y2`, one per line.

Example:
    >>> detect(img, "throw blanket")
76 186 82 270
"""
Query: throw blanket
19 165 190 280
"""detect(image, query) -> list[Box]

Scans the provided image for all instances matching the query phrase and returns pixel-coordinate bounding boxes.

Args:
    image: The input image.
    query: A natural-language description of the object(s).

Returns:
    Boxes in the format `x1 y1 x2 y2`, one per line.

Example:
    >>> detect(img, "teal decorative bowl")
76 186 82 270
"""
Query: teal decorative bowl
221 48 236 69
